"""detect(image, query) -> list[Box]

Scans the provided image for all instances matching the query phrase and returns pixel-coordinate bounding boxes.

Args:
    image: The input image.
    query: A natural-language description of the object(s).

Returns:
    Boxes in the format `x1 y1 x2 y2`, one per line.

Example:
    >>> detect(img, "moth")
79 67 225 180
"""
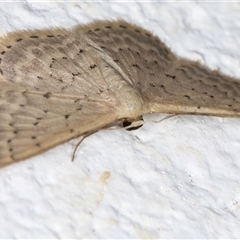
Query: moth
0 20 239 167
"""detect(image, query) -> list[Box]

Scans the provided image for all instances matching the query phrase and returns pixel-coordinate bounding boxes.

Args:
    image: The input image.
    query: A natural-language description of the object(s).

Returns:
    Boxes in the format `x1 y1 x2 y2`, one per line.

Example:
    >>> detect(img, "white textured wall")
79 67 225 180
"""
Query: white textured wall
0 2 240 238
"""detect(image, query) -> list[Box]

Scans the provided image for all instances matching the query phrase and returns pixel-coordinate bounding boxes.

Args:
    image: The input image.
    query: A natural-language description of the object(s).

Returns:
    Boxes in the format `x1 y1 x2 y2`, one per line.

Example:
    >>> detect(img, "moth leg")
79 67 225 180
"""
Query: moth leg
71 132 95 162
154 114 179 123
71 116 145 162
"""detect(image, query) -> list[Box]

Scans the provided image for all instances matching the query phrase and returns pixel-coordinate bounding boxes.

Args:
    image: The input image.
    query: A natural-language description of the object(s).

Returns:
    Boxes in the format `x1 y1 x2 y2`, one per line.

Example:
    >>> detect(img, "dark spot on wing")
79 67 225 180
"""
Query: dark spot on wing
132 64 141 70
90 64 97 69
72 72 81 76
43 92 52 98
165 73 176 79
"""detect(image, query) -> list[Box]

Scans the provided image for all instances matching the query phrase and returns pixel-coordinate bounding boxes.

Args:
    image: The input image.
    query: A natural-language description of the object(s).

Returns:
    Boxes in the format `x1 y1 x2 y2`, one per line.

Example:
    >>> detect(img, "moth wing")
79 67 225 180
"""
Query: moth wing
0 27 129 167
0 79 121 167
149 59 240 117
83 20 240 117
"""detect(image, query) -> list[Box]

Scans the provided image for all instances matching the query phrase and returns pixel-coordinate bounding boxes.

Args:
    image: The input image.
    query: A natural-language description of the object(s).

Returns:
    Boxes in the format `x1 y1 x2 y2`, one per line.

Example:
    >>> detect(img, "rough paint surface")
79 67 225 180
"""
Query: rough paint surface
0 2 240 239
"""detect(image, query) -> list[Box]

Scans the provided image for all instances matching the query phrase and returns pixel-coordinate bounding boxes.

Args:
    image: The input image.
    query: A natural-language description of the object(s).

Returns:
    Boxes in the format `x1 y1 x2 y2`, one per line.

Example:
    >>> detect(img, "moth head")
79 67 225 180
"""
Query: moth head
122 117 144 131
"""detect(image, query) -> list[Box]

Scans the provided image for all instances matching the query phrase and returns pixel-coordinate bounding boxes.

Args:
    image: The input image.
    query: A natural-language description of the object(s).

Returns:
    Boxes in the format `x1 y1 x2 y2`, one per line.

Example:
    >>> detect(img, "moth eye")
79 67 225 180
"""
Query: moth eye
122 120 132 128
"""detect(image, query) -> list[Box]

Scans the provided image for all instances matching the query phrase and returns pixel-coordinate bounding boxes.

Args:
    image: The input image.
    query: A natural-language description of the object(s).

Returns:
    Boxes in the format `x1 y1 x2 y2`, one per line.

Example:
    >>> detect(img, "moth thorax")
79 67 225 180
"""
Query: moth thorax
117 84 149 118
